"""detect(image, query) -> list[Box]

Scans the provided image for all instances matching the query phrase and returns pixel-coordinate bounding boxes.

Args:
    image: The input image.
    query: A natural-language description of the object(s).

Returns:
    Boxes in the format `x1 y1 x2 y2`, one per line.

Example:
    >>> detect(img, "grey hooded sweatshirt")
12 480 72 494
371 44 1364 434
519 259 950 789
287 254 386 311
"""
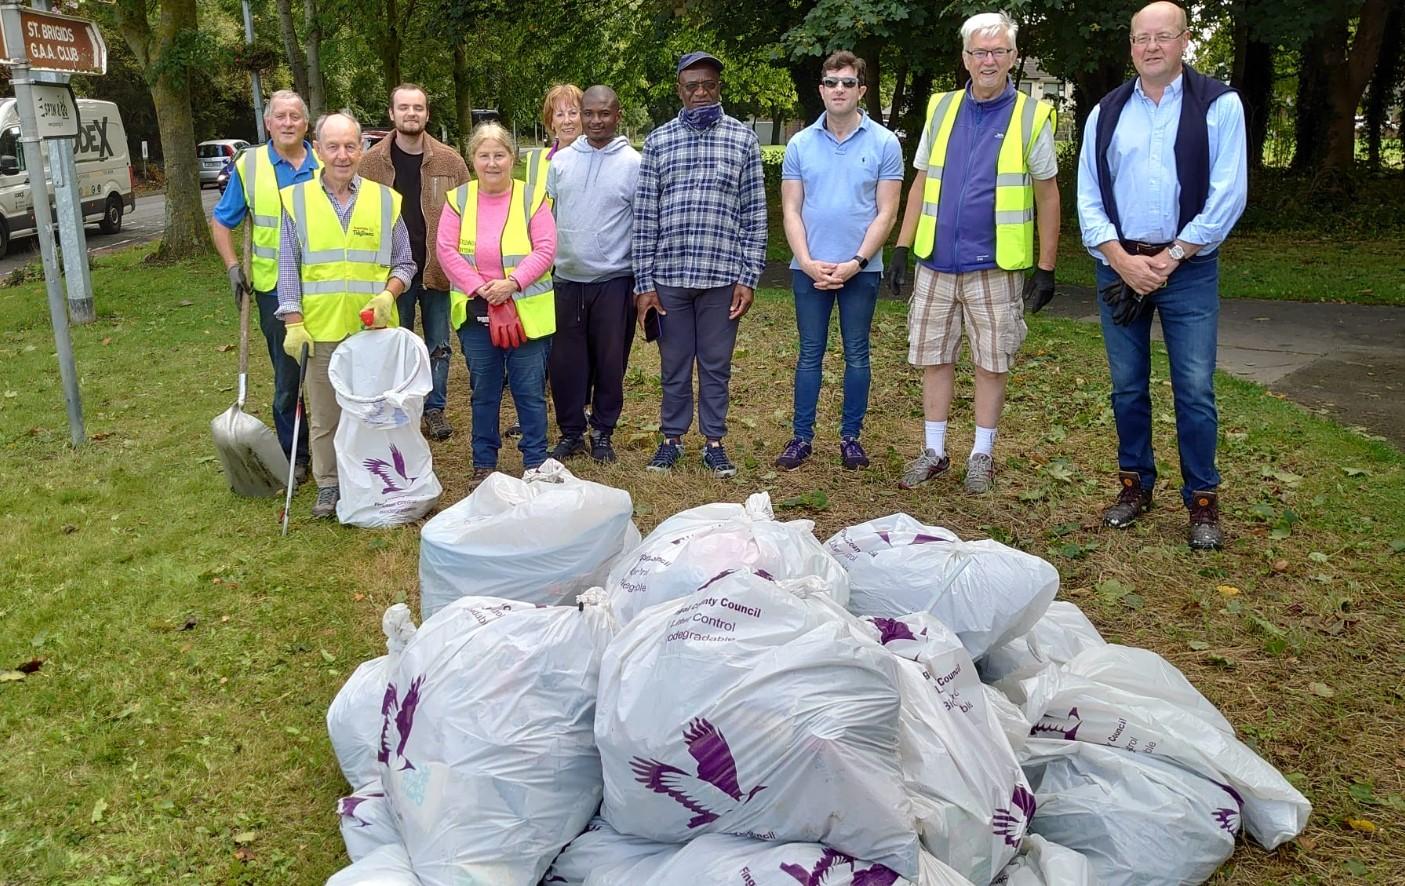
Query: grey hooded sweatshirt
546 135 642 283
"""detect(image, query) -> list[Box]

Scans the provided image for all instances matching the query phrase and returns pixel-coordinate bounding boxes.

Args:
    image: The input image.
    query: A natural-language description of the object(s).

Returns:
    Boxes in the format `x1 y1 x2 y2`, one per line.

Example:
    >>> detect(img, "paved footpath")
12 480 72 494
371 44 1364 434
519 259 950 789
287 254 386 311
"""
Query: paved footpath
761 263 1405 450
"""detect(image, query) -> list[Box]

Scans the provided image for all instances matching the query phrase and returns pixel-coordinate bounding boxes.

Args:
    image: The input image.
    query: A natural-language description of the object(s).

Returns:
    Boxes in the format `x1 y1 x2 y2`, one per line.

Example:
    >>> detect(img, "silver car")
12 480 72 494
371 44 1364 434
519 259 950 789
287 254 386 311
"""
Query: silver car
198 139 250 187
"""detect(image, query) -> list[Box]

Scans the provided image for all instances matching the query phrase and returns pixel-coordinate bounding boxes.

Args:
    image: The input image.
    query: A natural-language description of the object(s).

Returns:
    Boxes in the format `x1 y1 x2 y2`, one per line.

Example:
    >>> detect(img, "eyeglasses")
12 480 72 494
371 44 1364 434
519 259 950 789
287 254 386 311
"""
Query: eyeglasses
821 77 861 89
681 79 720 94
1130 29 1187 46
964 48 1013 61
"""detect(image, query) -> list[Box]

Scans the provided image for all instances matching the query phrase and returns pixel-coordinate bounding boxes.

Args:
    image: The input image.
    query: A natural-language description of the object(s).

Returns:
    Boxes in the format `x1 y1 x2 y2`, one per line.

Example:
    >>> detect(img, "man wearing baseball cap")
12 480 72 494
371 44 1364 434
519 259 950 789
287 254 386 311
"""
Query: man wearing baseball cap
633 50 767 478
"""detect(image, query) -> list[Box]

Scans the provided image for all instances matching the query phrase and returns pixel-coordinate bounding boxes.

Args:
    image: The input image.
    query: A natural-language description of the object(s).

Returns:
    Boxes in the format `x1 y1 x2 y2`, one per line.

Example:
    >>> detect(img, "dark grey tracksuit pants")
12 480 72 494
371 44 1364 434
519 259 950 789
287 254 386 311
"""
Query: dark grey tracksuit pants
656 283 739 440
548 275 637 438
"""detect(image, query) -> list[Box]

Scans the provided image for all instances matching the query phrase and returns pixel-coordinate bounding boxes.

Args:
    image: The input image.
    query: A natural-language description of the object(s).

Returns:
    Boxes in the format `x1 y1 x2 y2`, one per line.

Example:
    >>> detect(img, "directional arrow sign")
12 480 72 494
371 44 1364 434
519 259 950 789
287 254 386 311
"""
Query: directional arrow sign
0 8 106 75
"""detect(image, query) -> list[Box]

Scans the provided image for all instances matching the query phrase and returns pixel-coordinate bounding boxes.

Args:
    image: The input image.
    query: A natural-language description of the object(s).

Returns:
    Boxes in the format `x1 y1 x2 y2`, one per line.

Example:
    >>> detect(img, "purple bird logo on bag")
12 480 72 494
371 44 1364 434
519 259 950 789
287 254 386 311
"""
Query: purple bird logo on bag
364 444 418 493
779 848 901 885
1213 781 1244 833
377 675 424 770
992 785 1037 847
1030 706 1083 740
630 717 767 828
337 791 384 828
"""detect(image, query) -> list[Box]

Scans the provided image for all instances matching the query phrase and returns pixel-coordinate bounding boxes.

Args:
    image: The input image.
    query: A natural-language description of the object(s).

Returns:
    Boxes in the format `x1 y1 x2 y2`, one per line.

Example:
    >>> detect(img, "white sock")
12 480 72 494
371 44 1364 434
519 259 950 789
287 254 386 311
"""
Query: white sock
972 426 997 456
924 420 947 456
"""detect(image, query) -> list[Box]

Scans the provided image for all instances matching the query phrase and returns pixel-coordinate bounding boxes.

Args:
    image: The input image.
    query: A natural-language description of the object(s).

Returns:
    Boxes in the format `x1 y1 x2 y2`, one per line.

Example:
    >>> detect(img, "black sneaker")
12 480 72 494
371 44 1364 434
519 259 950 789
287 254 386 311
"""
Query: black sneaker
839 437 870 470
774 437 812 471
551 435 587 460
505 423 522 438
646 438 683 472
590 431 617 464
424 408 453 441
702 441 738 478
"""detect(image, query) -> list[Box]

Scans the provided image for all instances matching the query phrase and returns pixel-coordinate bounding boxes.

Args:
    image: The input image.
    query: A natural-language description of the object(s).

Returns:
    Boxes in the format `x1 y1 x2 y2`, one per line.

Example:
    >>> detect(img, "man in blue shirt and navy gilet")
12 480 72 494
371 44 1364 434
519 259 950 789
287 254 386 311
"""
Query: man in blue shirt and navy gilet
1076 0 1248 550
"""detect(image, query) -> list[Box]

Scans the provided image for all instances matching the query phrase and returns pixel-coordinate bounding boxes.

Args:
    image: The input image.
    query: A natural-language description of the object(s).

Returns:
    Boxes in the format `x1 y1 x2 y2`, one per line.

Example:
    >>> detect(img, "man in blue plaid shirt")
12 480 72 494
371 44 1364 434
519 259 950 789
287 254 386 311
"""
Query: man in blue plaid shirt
633 50 767 478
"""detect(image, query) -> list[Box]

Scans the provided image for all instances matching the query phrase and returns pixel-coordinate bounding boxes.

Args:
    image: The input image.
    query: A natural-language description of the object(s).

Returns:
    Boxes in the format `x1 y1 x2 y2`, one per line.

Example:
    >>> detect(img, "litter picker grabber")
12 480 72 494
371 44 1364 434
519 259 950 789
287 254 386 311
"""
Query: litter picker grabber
281 342 311 536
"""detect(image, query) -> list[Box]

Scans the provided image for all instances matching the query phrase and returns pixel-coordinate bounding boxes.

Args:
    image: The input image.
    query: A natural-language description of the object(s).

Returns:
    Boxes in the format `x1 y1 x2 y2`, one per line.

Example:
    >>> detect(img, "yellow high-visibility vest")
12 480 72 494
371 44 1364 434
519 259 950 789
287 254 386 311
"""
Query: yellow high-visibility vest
280 174 402 341
445 179 555 340
238 146 285 291
912 89 1055 271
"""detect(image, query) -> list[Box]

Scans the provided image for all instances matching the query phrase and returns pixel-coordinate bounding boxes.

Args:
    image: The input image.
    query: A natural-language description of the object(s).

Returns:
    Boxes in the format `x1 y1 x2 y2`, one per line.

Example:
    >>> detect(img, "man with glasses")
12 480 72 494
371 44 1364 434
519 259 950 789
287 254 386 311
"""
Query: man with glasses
1076 0 1247 550
889 11 1060 494
633 51 767 478
774 51 903 472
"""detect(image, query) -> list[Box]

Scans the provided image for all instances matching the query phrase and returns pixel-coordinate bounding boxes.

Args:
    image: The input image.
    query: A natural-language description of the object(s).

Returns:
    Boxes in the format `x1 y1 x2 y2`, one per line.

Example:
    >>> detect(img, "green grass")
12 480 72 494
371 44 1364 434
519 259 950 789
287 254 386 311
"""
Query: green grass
2 246 1404 883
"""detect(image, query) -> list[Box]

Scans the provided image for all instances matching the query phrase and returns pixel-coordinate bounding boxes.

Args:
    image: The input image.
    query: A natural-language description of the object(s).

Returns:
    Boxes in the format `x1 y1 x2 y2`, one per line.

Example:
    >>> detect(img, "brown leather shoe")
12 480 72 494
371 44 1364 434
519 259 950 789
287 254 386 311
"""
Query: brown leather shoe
1188 490 1224 550
1102 471 1152 528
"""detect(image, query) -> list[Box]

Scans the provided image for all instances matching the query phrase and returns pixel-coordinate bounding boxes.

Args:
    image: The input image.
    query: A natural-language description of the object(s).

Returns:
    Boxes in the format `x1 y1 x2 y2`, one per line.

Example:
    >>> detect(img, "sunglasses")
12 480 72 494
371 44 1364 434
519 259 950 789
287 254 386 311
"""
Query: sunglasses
821 77 861 89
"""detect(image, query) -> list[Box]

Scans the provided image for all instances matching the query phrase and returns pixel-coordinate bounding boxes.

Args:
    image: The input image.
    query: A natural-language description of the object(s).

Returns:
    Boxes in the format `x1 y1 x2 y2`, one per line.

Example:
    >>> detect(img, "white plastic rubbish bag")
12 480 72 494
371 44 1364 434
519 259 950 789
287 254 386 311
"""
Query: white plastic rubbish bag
379 592 616 886
325 841 420 885
864 613 1030 883
979 602 1106 703
329 327 442 527
604 492 848 625
327 605 418 790
338 780 399 863
825 515 1058 659
543 817 674 886
1020 644 1311 849
596 570 917 877
1019 739 1238 886
991 834 1099 885
587 833 975 886
418 460 639 618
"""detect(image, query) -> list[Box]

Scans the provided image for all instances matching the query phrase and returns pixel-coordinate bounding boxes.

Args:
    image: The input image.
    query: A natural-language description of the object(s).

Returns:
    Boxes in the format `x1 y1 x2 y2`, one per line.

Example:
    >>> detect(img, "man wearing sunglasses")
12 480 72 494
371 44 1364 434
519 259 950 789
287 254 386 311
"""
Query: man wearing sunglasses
1076 1 1247 550
774 51 903 472
889 11 1060 495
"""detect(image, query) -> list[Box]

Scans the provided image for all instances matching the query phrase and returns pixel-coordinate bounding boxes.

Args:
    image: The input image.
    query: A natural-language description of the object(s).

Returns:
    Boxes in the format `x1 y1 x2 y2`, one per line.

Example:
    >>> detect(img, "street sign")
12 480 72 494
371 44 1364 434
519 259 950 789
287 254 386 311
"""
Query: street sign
28 81 78 138
141 139 148 160
0 7 106 75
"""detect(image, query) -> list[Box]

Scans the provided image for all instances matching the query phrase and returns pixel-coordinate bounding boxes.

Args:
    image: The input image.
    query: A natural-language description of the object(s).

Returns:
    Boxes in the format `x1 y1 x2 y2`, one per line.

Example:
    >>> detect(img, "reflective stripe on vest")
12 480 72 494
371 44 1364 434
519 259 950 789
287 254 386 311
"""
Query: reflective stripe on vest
445 179 556 340
913 90 1054 271
239 147 284 291
282 175 403 341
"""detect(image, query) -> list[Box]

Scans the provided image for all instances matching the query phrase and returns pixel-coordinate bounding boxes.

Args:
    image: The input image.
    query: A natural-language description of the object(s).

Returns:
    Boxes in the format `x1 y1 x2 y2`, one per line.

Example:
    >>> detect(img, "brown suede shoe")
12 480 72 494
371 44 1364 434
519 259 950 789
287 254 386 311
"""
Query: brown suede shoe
1101 471 1152 528
1188 490 1224 550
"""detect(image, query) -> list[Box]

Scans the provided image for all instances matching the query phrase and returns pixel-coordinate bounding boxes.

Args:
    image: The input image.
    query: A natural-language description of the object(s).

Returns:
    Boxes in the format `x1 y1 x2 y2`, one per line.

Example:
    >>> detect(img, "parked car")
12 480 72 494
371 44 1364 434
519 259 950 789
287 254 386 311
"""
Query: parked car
362 128 392 151
198 139 249 187
215 146 252 194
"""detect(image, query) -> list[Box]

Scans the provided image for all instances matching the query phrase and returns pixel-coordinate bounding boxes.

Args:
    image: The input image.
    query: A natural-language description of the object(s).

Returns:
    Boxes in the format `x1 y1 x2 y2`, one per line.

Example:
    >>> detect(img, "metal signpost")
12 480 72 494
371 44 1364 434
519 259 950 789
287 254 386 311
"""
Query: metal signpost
0 1 107 446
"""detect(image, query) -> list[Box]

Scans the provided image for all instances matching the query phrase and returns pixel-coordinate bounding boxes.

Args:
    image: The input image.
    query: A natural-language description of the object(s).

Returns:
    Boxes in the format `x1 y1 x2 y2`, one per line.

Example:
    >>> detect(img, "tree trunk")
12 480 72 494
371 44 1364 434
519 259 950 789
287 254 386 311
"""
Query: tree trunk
771 108 784 145
1298 0 1393 175
1364 0 1405 168
890 60 910 131
304 0 325 120
274 0 308 98
1232 19 1275 171
381 0 403 98
1293 21 1335 172
787 58 825 124
453 40 473 155
113 0 212 261
900 72 934 170
857 38 883 122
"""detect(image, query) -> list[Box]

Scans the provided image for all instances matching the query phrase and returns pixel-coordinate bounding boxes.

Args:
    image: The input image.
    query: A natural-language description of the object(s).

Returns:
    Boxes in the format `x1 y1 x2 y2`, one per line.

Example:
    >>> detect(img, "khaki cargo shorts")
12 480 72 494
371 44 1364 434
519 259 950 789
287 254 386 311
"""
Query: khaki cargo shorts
907 264 1028 373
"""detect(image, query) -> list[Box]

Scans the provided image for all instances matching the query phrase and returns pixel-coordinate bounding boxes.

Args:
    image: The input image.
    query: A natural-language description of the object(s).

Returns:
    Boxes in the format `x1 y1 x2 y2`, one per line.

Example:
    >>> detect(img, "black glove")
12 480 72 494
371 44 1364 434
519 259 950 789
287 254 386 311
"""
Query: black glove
1022 267 1055 314
227 264 250 310
886 246 910 299
1099 277 1153 326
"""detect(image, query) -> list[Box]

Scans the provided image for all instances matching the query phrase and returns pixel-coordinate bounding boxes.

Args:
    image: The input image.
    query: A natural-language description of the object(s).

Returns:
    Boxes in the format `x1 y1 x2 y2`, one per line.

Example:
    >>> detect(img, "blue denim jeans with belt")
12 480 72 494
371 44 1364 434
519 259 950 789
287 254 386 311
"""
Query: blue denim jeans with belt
396 281 452 412
458 320 550 470
790 270 879 441
254 289 309 466
1097 252 1221 508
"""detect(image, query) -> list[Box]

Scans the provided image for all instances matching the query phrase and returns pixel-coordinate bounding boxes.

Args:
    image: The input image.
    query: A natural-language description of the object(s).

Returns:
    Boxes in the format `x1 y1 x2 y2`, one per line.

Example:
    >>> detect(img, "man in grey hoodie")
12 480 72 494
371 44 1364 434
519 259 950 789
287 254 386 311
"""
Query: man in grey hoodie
546 85 643 463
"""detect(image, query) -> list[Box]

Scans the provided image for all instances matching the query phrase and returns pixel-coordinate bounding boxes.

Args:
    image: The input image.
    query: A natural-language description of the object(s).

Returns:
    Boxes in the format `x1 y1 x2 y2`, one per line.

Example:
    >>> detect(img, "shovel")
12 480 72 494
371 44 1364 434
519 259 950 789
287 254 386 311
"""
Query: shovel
210 224 290 497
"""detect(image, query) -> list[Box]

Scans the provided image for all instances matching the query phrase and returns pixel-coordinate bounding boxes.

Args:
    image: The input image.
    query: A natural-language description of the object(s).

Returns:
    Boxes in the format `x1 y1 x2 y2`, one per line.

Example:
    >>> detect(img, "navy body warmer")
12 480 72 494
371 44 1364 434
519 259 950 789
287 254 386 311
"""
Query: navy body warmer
1094 65 1233 243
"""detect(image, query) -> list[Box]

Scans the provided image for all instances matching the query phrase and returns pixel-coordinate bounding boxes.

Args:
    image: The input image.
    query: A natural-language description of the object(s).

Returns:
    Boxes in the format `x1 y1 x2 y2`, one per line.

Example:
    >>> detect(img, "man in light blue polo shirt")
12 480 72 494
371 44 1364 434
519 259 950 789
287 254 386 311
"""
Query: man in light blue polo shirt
775 50 903 471
210 90 320 484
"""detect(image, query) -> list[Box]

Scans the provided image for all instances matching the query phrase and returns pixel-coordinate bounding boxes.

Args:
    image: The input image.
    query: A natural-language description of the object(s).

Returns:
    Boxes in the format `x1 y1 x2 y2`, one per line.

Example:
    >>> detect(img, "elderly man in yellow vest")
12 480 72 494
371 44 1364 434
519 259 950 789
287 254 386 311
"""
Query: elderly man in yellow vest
888 11 1060 495
274 112 417 518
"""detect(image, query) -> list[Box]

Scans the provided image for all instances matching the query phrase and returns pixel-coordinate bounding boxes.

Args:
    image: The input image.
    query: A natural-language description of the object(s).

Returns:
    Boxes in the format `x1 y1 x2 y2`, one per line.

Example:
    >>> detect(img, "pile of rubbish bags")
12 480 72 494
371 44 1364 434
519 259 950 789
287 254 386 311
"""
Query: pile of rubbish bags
324 474 1311 885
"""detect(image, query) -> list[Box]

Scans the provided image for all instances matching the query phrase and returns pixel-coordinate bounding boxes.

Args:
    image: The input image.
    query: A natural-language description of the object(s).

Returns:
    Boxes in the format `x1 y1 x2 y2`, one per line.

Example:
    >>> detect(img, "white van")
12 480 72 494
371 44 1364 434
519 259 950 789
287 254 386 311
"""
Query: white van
0 98 136 258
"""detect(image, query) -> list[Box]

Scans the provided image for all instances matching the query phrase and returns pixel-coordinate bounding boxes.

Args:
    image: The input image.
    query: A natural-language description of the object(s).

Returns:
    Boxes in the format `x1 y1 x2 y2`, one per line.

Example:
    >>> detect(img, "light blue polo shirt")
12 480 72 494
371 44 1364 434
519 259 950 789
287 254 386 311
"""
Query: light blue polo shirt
781 111 904 274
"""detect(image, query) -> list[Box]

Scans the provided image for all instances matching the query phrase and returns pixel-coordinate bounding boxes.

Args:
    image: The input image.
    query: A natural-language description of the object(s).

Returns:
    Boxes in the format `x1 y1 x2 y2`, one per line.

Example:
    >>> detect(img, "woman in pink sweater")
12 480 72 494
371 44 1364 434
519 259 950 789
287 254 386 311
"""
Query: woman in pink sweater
438 123 557 476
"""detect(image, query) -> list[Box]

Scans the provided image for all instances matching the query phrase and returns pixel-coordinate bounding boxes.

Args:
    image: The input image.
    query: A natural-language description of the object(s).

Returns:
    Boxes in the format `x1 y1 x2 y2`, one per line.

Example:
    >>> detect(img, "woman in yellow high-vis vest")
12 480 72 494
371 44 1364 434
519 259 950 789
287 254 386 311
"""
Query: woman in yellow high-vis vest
436 122 557 477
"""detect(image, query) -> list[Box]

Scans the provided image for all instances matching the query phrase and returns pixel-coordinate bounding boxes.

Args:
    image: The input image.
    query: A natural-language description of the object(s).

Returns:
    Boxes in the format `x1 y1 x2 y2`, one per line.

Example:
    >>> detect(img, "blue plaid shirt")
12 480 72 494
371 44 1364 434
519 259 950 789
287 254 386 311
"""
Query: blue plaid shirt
632 109 767 293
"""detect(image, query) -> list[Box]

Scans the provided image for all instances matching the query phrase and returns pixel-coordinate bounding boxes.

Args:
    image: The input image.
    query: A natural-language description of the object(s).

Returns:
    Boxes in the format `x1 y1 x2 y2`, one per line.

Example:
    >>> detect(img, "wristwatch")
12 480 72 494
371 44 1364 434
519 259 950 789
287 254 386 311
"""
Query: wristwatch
1167 243 1187 261
851 254 869 270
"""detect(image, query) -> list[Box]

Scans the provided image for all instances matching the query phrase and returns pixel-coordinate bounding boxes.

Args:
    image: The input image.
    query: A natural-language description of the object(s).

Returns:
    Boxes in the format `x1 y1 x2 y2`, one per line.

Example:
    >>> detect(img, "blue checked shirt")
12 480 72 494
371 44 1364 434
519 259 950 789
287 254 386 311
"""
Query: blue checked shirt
632 110 767 293
275 175 416 318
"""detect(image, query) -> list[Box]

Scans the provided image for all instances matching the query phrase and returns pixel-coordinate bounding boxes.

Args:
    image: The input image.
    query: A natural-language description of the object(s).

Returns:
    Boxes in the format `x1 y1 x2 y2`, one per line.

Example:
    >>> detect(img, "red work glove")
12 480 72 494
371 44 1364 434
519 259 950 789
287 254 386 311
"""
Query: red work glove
487 300 526 349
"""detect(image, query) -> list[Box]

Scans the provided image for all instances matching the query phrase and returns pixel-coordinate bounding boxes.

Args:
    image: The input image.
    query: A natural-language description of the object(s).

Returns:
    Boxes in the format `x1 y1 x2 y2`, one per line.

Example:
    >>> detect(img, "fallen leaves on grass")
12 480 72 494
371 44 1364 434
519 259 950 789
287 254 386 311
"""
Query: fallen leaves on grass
16 658 42 674
778 489 829 511
1345 818 1377 834
1308 681 1336 697
91 798 107 823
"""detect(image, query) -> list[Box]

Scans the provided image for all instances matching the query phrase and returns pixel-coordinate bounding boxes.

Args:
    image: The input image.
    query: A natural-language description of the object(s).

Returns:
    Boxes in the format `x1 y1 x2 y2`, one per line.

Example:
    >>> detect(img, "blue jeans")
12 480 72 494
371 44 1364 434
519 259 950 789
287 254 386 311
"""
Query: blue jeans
1097 253 1221 508
791 270 878 440
254 289 309 465
397 282 451 411
458 320 550 469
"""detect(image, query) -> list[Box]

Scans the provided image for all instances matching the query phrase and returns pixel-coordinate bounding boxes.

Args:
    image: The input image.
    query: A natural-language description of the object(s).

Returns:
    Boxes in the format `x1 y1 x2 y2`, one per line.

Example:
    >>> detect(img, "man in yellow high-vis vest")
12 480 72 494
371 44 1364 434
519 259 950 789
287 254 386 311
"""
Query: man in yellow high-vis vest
210 90 320 485
888 12 1060 496
274 112 418 519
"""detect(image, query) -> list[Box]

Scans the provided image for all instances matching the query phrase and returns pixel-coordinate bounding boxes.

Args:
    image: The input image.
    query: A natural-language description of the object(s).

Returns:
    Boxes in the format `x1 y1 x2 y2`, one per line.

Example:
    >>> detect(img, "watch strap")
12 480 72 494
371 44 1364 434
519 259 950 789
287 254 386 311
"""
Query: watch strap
852 254 869 270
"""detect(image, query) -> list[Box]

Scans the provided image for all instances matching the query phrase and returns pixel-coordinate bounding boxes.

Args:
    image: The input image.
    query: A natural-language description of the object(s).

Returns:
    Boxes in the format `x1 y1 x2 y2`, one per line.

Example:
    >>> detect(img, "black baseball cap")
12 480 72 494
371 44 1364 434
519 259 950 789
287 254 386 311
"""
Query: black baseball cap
677 51 724 74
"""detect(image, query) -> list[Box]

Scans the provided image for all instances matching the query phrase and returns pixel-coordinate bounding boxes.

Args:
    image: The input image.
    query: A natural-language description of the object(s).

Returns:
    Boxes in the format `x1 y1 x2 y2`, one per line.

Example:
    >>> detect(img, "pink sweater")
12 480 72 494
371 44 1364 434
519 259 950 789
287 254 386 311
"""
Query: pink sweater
436 185 557 296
